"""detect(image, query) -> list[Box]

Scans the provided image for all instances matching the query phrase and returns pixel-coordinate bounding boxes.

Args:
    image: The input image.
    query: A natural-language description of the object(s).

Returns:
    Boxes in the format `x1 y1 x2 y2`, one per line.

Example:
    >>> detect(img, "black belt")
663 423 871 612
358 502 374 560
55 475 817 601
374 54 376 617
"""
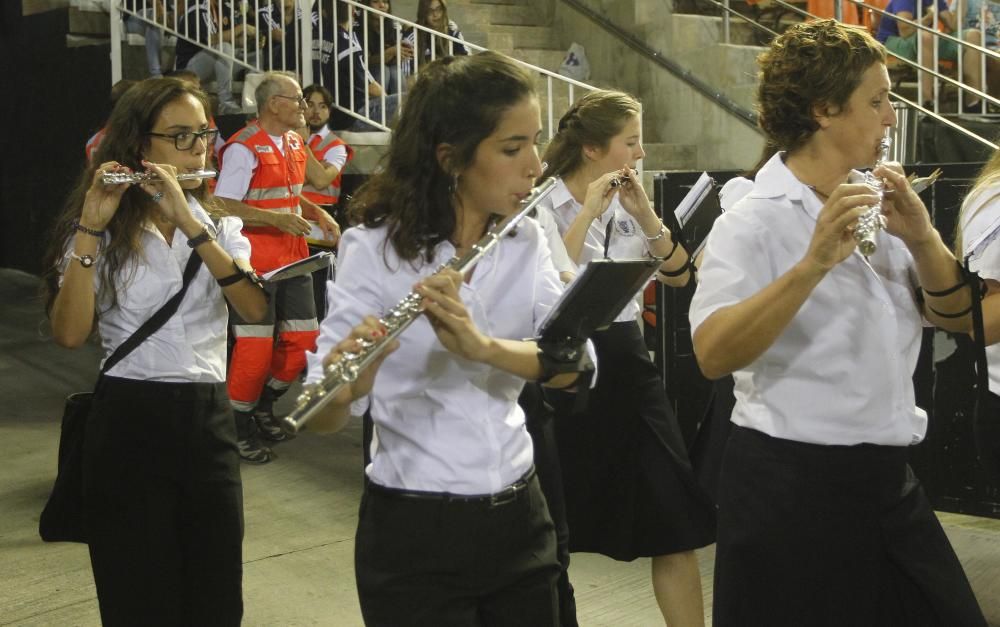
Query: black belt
367 466 536 508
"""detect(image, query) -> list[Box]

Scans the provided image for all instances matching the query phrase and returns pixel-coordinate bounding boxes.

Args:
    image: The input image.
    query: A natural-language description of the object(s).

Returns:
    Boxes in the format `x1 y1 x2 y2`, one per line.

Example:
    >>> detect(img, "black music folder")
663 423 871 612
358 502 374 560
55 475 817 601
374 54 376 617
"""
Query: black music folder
663 172 722 257
538 258 661 346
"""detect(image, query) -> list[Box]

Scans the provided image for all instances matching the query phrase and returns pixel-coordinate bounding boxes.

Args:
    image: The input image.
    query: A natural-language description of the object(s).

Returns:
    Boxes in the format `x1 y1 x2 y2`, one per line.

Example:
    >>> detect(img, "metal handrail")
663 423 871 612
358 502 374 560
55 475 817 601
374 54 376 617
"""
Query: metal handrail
112 0 601 139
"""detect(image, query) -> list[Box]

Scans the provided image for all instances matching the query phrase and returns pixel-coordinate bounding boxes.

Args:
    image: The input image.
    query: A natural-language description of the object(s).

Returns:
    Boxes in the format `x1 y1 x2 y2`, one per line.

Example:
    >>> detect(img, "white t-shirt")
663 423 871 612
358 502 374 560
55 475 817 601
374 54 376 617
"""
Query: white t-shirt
690 153 927 447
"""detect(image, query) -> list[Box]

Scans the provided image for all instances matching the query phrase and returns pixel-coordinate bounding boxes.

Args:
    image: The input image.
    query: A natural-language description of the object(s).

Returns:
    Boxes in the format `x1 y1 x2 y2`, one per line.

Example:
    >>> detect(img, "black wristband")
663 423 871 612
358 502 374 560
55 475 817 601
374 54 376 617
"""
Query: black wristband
658 262 691 278
922 281 967 298
661 238 680 262
72 220 105 237
537 341 586 384
217 271 245 287
187 227 215 248
929 303 974 319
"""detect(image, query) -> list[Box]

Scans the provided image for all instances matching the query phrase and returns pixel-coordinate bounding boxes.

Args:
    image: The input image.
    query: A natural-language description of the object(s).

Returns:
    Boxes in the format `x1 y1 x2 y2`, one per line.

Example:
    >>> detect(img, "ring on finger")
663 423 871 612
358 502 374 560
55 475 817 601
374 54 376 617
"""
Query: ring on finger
151 191 165 202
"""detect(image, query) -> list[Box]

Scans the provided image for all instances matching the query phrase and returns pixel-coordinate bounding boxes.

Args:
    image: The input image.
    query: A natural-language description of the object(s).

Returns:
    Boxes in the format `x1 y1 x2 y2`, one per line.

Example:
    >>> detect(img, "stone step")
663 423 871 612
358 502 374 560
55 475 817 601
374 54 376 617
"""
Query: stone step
69 5 109 36
485 24 560 50
512 47 565 72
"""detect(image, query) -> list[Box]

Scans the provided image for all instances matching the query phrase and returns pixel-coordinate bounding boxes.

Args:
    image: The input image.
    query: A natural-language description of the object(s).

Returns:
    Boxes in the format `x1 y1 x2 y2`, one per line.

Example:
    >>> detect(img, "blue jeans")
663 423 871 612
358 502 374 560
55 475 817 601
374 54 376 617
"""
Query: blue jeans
125 9 163 77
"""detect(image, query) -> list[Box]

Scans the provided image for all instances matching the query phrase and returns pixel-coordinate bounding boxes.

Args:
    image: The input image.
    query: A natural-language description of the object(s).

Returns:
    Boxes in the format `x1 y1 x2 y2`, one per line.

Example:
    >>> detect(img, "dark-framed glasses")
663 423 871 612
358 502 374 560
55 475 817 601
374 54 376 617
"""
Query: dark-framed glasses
147 128 221 151
273 94 308 107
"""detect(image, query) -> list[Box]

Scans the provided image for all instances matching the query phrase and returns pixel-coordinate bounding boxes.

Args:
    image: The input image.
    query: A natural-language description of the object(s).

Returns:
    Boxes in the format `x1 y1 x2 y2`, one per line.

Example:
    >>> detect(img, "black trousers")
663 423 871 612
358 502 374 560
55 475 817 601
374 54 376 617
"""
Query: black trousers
521 383 578 627
714 425 986 627
82 377 244 627
355 470 560 627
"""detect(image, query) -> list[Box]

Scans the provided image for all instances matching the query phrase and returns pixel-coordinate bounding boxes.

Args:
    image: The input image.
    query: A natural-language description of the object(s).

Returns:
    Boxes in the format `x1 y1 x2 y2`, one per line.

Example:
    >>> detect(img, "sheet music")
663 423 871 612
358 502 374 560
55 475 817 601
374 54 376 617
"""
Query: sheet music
261 251 333 282
673 172 715 226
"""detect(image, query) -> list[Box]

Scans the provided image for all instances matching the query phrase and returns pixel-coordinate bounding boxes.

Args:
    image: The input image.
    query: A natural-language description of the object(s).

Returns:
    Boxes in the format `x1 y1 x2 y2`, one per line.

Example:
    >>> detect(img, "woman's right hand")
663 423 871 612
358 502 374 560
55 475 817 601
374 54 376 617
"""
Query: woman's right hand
79 161 131 230
321 316 399 404
802 182 880 272
581 171 620 221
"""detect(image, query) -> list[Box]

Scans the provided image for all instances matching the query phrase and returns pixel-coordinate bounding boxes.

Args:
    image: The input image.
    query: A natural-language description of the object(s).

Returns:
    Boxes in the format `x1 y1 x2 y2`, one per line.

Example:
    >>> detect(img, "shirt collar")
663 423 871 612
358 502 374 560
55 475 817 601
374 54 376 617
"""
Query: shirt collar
752 152 862 221
548 177 578 212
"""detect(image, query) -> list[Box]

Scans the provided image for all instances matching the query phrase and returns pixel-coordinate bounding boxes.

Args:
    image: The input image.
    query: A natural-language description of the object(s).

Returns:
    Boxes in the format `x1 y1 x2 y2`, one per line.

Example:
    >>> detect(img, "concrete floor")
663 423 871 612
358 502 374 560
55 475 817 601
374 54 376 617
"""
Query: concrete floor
3 267 1000 626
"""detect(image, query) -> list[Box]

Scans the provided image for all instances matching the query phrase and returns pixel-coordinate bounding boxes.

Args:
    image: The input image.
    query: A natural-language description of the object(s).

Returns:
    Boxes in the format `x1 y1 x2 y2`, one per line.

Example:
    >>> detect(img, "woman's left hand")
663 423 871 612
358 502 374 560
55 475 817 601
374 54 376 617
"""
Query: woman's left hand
417 268 490 361
876 163 935 248
138 160 196 229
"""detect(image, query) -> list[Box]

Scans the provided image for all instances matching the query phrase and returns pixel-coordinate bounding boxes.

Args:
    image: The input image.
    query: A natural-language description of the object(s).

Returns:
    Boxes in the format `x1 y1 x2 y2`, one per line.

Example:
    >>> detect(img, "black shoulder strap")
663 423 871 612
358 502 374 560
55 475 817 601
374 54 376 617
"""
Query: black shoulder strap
964 257 996 479
100 251 205 374
603 218 614 259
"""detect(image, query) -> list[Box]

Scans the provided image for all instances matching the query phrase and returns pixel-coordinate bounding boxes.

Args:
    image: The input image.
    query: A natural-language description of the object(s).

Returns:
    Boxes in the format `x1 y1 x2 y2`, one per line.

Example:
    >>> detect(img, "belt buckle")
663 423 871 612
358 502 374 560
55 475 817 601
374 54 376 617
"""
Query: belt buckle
488 479 525 507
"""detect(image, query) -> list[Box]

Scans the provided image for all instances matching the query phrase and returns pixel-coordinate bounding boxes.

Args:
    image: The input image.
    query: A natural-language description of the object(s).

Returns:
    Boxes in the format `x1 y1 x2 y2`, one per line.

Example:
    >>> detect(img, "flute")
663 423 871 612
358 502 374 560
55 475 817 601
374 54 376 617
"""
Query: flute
102 169 217 185
282 177 559 434
609 168 638 188
854 128 892 257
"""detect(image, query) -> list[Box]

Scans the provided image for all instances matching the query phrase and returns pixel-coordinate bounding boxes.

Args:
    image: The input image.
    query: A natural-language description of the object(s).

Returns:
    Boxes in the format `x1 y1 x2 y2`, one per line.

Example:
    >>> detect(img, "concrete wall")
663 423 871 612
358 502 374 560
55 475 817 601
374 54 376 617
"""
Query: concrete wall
551 0 767 171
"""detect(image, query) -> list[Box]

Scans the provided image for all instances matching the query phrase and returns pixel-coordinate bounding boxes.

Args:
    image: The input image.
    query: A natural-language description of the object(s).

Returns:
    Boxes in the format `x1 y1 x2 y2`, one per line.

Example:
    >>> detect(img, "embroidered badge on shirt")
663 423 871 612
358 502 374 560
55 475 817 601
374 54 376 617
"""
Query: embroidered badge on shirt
615 217 637 236
287 134 301 150
255 145 273 153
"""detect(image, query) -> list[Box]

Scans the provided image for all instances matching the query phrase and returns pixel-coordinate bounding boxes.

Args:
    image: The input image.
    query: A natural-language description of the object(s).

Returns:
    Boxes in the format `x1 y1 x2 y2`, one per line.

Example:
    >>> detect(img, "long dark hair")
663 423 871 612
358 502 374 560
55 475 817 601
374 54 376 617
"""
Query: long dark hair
350 50 536 264
43 78 215 315
415 0 453 61
540 89 640 185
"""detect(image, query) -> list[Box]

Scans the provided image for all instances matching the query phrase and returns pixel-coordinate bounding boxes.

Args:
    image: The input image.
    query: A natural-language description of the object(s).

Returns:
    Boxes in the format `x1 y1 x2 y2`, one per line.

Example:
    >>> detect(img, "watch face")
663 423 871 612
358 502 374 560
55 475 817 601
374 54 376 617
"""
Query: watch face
78 254 95 268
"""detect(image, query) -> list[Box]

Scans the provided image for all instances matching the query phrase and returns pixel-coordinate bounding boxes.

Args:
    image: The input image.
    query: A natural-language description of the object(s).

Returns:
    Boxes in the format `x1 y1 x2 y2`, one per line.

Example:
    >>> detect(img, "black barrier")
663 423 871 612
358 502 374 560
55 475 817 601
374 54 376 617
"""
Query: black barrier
653 164 1000 518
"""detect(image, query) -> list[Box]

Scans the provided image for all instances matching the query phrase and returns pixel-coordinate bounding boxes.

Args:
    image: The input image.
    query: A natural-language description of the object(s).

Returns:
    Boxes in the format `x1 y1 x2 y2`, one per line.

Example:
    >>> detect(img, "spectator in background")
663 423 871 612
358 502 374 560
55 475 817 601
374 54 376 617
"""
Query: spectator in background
254 0 314 74
123 0 171 78
409 0 469 66
955 0 1000 110
315 0 398 130
85 79 138 163
300 84 354 215
356 0 412 94
175 0 255 115
874 0 971 108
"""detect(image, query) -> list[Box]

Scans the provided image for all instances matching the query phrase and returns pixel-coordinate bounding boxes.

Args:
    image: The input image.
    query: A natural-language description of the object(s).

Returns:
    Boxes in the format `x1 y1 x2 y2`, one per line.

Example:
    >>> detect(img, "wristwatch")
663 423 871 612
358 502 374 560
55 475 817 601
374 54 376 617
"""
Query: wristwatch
68 251 96 268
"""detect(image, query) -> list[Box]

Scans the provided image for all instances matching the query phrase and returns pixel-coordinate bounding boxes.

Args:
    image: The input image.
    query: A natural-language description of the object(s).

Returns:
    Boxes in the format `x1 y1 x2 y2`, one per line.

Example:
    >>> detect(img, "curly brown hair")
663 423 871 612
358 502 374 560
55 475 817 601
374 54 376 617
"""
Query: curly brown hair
350 50 536 265
756 19 885 153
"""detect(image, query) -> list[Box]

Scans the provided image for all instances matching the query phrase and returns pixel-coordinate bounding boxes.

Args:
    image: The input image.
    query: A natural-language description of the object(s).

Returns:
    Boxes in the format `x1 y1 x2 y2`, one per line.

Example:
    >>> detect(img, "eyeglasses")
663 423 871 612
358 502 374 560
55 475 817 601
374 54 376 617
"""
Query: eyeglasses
273 94 308 107
147 128 220 151
428 4 444 15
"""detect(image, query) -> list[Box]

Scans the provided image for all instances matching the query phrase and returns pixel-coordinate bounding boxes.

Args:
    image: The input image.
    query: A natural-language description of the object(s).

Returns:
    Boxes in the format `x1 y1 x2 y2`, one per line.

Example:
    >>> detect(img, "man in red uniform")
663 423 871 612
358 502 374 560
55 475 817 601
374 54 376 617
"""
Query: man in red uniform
301 84 353 216
215 71 340 463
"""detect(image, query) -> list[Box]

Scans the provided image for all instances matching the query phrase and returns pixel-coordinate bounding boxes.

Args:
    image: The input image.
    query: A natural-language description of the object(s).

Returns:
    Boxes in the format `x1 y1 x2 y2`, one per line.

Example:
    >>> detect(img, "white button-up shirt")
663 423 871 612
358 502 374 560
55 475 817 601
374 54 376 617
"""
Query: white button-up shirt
690 153 927 447
64 196 251 383
539 177 653 323
960 181 1000 394
306 220 565 494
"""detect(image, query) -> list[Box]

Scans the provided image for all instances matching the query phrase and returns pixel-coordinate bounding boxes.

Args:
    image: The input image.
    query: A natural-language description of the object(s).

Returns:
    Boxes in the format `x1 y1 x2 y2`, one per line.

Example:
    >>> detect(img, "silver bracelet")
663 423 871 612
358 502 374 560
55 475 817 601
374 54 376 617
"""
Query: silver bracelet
644 221 667 242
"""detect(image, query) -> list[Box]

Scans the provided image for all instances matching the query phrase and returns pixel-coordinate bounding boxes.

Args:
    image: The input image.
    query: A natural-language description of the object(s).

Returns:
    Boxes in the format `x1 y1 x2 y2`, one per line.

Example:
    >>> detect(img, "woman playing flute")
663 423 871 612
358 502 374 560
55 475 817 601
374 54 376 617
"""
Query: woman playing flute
43 78 267 626
304 51 585 626
536 89 715 627
691 20 984 626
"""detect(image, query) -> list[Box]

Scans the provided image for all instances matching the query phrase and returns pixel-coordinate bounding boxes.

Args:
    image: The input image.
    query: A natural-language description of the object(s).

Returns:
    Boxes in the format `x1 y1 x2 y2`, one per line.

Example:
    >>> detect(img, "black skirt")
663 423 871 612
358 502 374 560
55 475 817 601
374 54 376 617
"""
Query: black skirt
547 321 716 561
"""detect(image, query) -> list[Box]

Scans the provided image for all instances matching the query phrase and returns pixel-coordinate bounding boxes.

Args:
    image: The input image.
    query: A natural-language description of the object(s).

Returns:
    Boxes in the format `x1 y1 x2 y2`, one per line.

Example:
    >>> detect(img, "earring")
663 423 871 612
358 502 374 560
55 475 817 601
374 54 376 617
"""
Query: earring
449 173 459 195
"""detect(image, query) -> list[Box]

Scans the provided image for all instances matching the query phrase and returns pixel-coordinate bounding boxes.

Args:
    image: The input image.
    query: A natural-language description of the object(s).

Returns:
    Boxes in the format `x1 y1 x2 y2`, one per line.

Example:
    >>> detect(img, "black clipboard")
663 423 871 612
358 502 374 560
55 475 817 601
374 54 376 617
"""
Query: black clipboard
663 172 722 257
538 258 661 345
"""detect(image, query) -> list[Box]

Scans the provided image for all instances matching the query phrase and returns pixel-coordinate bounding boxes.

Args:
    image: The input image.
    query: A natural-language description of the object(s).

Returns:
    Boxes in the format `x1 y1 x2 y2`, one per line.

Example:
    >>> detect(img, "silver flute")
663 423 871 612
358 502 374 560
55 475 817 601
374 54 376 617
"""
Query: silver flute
609 168 638 188
854 128 892 257
281 177 559 434
102 169 217 185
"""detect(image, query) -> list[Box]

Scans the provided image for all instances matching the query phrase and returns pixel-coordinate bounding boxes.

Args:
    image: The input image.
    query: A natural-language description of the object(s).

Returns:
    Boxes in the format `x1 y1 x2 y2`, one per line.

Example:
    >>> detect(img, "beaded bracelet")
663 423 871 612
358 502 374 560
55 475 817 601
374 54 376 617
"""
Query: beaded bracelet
72 220 105 238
